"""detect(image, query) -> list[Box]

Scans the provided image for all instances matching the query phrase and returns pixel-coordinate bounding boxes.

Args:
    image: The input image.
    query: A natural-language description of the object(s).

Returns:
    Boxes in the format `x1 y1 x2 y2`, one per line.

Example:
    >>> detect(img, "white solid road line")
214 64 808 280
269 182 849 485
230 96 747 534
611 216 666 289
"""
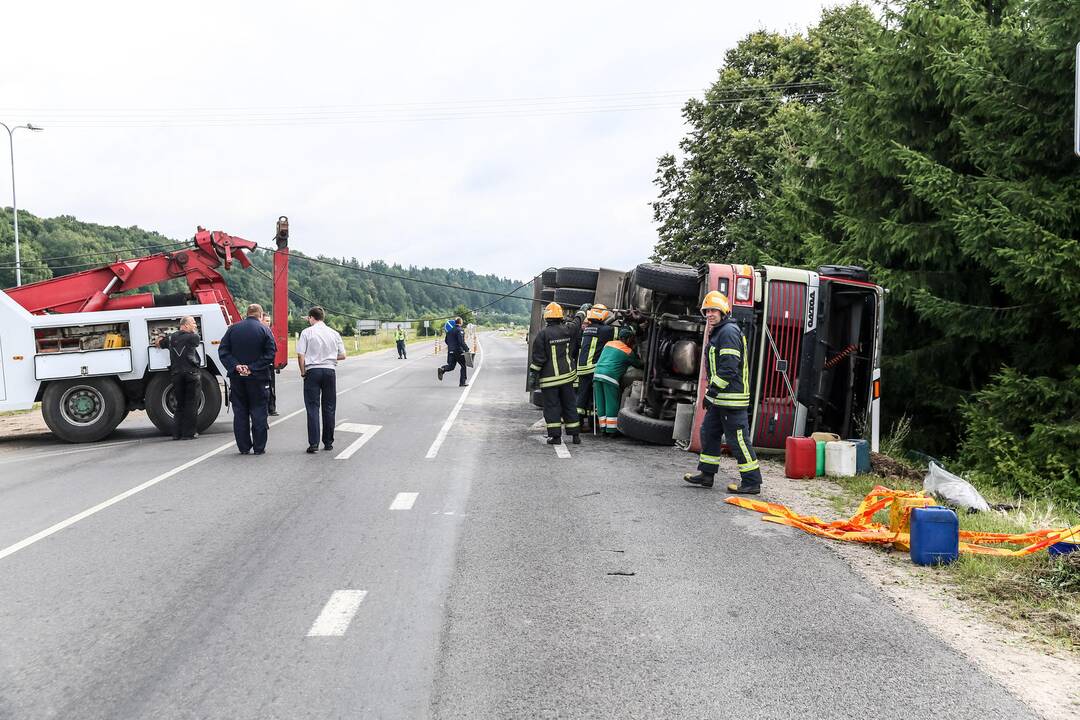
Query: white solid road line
537 435 571 458
333 423 382 460
307 589 368 637
425 338 483 460
0 373 385 563
0 439 140 467
390 492 419 510
361 365 404 384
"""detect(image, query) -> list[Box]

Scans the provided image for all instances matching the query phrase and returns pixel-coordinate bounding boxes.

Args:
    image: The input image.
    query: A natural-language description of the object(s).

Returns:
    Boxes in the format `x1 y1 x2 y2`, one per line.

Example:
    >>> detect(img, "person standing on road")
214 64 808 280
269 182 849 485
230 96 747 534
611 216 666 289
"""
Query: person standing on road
218 304 277 455
574 304 615 432
395 325 408 360
683 291 762 494
527 302 587 445
437 317 469 387
157 315 202 440
261 314 279 416
592 326 642 437
297 306 347 454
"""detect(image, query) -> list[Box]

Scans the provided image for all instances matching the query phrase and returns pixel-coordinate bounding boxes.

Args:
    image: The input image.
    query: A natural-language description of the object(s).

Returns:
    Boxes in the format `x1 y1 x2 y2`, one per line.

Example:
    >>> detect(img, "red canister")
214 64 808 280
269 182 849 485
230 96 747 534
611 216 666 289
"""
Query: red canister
785 436 818 479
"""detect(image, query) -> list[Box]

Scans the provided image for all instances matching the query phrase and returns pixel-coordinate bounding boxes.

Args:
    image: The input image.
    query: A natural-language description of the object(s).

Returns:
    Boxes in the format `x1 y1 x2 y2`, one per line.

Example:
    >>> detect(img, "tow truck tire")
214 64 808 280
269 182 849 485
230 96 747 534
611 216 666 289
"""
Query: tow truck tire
555 267 599 290
553 287 595 306
541 270 558 288
41 377 127 443
146 370 223 436
617 405 675 445
634 262 699 298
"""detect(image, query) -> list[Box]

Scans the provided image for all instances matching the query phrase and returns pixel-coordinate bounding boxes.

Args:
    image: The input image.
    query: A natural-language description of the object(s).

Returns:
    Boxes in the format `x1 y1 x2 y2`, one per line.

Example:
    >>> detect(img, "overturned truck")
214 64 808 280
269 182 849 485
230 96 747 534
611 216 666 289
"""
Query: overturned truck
527 262 884 452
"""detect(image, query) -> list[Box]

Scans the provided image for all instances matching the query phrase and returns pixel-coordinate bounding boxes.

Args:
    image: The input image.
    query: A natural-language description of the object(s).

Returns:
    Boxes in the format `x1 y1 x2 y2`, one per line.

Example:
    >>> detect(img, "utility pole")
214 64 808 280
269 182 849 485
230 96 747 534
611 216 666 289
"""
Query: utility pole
1 121 44 287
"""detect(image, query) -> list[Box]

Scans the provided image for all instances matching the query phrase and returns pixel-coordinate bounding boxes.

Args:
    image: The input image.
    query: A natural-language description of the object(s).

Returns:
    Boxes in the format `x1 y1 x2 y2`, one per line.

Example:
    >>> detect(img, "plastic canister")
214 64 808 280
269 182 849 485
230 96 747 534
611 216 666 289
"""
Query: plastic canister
815 442 826 476
811 432 840 444
909 507 959 566
785 436 818 479
824 441 857 477
1048 542 1079 557
848 439 871 474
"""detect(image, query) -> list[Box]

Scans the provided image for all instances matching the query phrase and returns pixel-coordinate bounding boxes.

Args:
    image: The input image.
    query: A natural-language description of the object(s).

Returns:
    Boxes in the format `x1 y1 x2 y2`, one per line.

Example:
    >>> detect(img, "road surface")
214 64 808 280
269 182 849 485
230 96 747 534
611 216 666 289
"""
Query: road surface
0 333 1035 719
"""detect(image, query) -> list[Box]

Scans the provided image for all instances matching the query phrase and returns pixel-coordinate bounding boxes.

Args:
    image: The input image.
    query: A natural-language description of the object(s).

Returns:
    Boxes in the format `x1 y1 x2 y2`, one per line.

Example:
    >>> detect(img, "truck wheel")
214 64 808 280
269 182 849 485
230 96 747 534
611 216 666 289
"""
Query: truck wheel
634 262 699 298
617 405 675 445
541 288 556 302
541 270 558 288
41 378 127 443
555 267 599 290
553 287 595 306
146 371 223 436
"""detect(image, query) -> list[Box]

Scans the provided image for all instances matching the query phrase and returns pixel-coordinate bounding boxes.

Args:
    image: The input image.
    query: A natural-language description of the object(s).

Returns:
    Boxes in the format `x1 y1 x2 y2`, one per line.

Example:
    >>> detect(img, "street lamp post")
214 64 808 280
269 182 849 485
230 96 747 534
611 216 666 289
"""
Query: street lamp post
1 121 44 287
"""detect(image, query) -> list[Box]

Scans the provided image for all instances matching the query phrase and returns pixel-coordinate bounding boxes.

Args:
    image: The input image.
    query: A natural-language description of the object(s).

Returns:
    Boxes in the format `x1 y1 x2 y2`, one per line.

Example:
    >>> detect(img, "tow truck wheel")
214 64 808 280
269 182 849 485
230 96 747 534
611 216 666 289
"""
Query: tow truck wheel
41 378 127 443
146 370 223 436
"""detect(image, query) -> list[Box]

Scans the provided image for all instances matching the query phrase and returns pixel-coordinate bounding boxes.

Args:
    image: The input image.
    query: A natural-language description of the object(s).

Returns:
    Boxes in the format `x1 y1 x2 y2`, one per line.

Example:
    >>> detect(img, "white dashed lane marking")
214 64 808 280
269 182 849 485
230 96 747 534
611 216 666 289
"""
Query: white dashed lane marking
537 435 571 458
389 492 418 510
307 590 368 637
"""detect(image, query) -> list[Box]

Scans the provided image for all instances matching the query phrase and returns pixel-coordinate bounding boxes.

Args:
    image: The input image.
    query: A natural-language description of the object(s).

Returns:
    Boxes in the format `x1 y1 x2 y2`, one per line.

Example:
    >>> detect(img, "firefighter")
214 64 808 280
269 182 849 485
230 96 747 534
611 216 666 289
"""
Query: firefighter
527 302 586 445
157 315 202 440
684 291 762 493
592 326 642 436
574 304 615 432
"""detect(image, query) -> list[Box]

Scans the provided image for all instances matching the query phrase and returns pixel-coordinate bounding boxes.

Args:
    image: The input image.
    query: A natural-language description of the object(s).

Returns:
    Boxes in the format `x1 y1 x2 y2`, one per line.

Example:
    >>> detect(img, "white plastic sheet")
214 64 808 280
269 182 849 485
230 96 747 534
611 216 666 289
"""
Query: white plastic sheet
924 461 991 512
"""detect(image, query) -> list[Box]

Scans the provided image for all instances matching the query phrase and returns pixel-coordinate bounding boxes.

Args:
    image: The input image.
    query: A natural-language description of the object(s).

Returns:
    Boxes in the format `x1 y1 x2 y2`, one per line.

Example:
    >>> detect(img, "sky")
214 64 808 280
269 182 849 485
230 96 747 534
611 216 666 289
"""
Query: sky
1 0 838 284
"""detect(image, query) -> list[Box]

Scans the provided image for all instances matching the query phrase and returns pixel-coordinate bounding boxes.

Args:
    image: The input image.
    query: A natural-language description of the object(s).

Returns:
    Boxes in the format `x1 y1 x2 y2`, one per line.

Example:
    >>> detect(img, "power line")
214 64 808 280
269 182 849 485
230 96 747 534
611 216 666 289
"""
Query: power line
0 241 193 268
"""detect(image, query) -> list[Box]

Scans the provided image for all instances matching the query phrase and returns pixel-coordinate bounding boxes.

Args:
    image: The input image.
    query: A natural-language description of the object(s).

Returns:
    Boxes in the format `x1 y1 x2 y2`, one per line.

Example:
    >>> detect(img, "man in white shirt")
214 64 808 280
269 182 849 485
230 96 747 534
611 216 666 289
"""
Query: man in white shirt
296 306 347 453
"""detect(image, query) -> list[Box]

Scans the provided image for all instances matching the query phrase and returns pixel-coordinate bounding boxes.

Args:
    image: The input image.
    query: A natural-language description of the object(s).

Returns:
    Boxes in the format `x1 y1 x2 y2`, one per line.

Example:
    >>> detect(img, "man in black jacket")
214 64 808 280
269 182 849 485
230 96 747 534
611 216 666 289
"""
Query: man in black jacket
158 315 202 440
219 304 277 455
437 317 469 387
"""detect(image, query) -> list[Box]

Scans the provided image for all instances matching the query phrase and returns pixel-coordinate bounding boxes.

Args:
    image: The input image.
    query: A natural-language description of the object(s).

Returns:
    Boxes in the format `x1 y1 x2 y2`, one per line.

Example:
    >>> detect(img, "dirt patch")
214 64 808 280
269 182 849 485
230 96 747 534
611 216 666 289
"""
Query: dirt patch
754 459 1080 720
0 408 51 449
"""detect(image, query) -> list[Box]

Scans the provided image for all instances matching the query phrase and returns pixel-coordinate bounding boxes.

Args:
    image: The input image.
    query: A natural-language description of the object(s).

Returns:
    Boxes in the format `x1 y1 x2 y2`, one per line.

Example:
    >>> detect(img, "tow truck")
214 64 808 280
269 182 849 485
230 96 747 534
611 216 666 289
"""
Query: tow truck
0 217 291 442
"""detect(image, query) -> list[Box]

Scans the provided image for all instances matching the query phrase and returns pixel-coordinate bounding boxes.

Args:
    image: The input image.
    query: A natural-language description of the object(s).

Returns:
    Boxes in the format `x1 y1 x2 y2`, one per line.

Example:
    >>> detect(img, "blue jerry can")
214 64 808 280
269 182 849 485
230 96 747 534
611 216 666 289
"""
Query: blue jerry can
848 439 871 474
910 507 959 566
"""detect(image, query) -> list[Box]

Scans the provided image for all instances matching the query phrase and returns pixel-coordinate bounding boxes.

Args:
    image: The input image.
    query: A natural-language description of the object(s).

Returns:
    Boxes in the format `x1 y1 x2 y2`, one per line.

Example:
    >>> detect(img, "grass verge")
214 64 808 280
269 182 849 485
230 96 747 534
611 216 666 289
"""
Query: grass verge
826 467 1080 650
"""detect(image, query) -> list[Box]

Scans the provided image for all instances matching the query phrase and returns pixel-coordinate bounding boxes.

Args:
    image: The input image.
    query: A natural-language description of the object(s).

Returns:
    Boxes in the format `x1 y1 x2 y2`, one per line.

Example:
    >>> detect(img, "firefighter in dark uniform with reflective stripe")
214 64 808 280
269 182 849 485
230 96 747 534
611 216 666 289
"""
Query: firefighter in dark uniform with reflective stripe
574 304 615 432
684 291 763 493
528 302 585 445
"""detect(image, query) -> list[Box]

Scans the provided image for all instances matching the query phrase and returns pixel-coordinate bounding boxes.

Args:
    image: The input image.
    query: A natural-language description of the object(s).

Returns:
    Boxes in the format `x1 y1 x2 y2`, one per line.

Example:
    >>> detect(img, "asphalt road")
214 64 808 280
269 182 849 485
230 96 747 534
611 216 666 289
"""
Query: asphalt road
0 333 1036 719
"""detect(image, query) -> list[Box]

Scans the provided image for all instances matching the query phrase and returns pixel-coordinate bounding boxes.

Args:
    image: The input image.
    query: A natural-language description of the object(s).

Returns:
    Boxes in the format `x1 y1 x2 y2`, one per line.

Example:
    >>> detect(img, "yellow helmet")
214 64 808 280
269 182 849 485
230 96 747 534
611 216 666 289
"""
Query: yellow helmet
586 305 609 322
700 290 731 315
543 302 564 320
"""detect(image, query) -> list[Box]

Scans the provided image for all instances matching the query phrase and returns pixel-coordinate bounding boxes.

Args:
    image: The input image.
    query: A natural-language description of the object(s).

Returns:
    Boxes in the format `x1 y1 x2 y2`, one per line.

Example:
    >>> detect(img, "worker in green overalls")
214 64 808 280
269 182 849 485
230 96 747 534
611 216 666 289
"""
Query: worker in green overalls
592 327 642 436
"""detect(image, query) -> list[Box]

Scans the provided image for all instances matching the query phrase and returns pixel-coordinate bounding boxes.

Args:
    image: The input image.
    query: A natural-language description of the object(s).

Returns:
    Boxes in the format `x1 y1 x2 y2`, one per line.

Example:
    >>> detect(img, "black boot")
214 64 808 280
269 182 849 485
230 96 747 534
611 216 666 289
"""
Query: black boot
438 367 445 381
571 434 581 445
683 472 714 488
547 436 562 445
726 482 761 495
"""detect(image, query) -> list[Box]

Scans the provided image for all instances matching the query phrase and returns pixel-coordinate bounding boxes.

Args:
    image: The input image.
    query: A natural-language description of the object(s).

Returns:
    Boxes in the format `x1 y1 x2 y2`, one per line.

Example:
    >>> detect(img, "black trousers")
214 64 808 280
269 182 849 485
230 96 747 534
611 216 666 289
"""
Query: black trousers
303 368 337 448
267 370 277 415
541 383 580 438
697 405 762 485
575 373 594 418
442 351 468 385
231 376 269 453
171 370 200 439
396 340 407 358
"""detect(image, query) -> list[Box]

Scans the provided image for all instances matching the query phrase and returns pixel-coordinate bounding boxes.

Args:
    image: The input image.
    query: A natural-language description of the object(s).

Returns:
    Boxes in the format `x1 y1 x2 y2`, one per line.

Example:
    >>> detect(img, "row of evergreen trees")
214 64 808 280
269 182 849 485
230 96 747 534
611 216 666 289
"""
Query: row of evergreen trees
652 0 1079 502
0 209 533 334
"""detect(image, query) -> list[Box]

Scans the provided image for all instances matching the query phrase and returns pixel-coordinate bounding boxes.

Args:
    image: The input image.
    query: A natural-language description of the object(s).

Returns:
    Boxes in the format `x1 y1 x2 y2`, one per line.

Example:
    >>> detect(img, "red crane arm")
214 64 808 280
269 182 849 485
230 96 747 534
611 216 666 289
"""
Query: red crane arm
6 228 256 324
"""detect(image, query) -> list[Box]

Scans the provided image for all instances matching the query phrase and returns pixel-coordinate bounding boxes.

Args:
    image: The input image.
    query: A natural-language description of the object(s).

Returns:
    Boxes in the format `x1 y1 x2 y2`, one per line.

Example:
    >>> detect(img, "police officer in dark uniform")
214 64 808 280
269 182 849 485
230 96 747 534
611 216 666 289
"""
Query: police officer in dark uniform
218 303 277 455
438 317 469 387
157 315 202 440
683 291 762 493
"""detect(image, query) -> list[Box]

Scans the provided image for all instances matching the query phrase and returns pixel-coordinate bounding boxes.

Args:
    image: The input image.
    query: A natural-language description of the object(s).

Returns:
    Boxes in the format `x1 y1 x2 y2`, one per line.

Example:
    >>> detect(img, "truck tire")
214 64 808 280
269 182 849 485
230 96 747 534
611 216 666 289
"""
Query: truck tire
555 267 598 290
541 288 556 302
541 270 558 288
617 405 675 445
818 265 870 282
146 370 223 436
41 377 127 443
553 287 595 306
634 262 699 298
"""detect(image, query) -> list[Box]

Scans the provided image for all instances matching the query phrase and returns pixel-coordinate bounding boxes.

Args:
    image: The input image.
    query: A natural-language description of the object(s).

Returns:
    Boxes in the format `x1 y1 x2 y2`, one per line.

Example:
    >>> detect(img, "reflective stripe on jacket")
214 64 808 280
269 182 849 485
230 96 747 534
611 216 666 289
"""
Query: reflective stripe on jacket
576 323 615 375
705 317 751 408
529 318 582 388
592 340 642 385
